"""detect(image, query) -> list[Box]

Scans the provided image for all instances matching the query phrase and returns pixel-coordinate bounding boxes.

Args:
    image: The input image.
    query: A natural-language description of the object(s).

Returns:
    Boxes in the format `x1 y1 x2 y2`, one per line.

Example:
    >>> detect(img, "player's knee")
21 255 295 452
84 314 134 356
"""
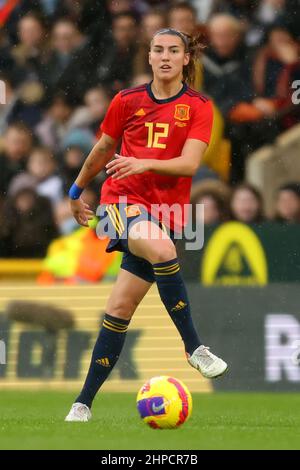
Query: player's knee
149 243 177 264
107 297 138 320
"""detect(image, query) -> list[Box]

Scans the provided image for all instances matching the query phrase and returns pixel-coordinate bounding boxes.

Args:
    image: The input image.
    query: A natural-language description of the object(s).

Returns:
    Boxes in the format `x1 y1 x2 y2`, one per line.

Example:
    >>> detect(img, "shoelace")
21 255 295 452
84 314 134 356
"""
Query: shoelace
194 347 215 368
73 404 89 417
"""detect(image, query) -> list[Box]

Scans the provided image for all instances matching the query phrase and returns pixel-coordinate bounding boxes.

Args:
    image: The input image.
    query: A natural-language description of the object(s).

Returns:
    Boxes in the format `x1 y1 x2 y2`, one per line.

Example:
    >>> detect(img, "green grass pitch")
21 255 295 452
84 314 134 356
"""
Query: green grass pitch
0 392 299 450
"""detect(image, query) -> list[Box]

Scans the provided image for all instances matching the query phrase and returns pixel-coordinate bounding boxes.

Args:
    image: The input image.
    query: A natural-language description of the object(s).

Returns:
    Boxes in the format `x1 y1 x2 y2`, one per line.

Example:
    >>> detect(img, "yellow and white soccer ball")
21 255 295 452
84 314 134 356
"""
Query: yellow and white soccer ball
136 376 192 429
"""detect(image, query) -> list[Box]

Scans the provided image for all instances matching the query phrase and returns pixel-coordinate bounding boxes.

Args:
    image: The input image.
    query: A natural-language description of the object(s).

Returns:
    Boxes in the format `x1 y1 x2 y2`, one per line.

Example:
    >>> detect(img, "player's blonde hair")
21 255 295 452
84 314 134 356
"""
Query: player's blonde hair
151 28 205 86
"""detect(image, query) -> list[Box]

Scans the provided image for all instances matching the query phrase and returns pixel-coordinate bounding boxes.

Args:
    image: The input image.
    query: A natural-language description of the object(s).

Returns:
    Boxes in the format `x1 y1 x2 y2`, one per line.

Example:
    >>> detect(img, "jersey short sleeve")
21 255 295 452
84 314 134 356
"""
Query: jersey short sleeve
100 92 125 141
187 100 213 144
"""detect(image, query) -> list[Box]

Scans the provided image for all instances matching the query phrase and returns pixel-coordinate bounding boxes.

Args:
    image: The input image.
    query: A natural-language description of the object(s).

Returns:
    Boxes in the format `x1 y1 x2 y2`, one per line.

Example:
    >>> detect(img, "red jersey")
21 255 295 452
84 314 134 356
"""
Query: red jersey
100 82 213 232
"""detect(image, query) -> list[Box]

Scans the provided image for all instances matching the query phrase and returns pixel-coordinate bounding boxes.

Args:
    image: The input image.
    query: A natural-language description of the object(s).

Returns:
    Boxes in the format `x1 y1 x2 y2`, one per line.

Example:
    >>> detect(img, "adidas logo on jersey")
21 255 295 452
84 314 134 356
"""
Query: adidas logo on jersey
135 108 146 116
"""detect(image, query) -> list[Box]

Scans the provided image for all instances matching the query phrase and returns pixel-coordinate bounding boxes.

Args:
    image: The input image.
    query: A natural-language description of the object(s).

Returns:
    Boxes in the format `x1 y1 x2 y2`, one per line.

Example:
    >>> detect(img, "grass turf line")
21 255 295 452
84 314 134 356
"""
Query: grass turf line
0 392 299 450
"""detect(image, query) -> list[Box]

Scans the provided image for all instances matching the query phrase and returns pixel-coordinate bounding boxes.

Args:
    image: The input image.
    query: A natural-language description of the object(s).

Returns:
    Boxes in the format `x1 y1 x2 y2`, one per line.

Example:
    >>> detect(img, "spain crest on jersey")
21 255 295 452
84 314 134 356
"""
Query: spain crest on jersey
124 205 141 217
174 104 190 121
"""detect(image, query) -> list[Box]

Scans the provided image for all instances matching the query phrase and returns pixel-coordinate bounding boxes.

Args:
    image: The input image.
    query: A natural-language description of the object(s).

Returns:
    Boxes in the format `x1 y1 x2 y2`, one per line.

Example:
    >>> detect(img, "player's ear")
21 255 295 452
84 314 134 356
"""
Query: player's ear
183 52 190 67
148 51 152 66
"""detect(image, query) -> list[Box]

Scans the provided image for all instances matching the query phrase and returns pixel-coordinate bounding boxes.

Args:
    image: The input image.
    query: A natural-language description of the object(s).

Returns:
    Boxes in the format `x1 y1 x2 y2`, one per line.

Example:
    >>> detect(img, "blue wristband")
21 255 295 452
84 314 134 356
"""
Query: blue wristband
69 183 84 200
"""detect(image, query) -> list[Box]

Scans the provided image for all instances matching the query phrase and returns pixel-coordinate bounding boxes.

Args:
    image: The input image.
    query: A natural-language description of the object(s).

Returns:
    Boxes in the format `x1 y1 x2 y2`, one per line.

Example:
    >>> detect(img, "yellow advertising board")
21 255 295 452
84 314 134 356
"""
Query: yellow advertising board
201 222 268 285
0 283 211 393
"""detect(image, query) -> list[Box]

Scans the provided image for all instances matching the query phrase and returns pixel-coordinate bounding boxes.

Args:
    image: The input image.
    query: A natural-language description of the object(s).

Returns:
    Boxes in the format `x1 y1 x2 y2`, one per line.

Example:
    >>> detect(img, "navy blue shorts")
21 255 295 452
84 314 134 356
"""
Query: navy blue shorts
98 203 175 283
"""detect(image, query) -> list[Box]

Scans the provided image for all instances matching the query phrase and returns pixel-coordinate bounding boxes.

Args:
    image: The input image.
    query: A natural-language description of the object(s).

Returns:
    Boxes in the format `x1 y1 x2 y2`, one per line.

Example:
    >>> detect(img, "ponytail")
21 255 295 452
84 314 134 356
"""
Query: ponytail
181 33 205 86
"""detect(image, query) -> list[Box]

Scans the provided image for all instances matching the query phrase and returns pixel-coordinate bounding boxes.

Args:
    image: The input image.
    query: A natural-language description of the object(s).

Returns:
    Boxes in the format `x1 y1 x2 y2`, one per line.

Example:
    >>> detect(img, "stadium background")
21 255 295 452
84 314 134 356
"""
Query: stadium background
0 0 300 450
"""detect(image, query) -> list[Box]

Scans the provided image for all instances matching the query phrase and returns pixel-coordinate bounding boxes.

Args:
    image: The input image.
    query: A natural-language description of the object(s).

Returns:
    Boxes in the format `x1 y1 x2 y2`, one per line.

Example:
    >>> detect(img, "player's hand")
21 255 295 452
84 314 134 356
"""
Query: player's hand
70 197 94 227
106 154 149 180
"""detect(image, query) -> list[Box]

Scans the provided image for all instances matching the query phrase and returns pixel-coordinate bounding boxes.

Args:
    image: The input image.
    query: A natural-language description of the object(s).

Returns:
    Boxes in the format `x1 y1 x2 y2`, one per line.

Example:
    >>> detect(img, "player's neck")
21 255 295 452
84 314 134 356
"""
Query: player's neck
151 79 184 100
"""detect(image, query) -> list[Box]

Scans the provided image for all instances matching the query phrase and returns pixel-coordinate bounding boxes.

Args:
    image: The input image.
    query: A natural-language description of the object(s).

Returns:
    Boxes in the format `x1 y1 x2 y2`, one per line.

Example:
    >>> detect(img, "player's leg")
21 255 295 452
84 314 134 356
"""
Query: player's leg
65 269 152 422
128 221 228 379
128 221 201 354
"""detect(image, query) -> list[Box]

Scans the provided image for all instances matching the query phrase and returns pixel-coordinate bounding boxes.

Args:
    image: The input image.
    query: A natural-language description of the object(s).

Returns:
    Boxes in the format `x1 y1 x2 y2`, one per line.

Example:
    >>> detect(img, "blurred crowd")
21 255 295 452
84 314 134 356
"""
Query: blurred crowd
0 0 300 258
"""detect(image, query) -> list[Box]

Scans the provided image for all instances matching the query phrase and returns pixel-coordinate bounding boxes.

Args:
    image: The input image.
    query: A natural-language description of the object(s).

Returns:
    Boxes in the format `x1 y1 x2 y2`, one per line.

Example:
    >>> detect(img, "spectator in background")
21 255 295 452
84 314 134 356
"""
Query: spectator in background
133 9 166 77
0 28 21 80
202 14 255 182
168 1 198 37
255 0 286 27
280 0 300 41
217 0 258 22
1 0 41 45
2 76 44 130
203 14 253 117
225 0 289 47
106 0 167 16
145 0 169 7
191 179 231 225
252 25 300 128
40 18 87 95
0 73 17 134
60 129 97 194
274 183 300 223
0 123 33 199
50 0 111 50
9 146 63 206
35 91 91 153
94 12 138 92
228 24 300 182
52 0 105 24
0 187 58 258
12 11 50 82
84 86 110 135
230 183 265 223
61 146 86 195
107 0 134 15
39 0 59 17
190 0 225 23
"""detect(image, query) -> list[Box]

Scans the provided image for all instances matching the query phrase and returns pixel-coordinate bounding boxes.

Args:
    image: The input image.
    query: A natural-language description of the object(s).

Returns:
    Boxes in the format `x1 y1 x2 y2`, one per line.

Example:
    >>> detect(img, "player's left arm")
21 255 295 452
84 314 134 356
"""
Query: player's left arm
106 139 207 179
147 138 208 176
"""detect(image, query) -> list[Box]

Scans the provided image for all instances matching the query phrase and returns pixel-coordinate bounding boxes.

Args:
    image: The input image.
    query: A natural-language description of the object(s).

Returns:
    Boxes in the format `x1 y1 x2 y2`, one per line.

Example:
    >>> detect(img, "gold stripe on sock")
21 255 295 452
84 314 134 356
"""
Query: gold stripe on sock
104 318 128 329
103 320 128 332
157 265 180 273
154 266 180 276
103 323 128 333
154 263 179 271
103 320 128 331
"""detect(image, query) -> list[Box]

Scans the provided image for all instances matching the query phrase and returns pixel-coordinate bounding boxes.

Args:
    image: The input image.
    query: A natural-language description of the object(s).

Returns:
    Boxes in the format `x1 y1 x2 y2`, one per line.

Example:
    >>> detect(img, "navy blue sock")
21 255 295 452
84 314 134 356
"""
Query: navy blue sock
76 313 129 408
153 258 201 355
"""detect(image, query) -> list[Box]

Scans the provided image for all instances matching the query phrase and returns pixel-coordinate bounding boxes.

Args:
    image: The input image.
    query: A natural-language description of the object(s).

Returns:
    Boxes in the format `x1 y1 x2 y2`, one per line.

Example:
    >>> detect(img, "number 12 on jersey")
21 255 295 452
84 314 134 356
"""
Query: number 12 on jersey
145 122 169 149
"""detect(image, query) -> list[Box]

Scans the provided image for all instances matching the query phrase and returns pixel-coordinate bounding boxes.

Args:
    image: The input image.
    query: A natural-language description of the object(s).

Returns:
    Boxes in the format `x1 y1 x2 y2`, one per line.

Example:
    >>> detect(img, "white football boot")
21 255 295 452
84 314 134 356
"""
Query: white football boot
187 345 228 379
65 403 91 422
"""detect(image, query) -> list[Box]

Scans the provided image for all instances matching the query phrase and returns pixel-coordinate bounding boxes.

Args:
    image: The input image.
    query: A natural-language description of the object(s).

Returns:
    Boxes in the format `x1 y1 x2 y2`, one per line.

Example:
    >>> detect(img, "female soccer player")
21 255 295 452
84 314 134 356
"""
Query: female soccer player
65 28 227 422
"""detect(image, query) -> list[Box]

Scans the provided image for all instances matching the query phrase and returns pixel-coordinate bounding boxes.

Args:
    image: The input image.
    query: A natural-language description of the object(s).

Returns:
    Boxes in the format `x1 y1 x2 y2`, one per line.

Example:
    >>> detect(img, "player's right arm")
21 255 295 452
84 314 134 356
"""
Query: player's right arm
69 133 117 227
75 133 116 188
69 92 124 227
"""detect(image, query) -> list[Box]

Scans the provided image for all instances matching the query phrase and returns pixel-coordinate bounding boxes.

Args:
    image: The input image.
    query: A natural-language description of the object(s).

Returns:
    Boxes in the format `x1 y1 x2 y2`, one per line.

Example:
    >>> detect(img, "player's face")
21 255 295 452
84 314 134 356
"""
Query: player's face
149 34 190 83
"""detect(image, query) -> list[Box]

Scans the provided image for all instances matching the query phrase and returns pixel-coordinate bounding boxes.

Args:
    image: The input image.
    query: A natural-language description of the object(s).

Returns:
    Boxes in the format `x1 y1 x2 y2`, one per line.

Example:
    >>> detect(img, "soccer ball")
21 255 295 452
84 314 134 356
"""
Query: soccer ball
136 376 192 429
